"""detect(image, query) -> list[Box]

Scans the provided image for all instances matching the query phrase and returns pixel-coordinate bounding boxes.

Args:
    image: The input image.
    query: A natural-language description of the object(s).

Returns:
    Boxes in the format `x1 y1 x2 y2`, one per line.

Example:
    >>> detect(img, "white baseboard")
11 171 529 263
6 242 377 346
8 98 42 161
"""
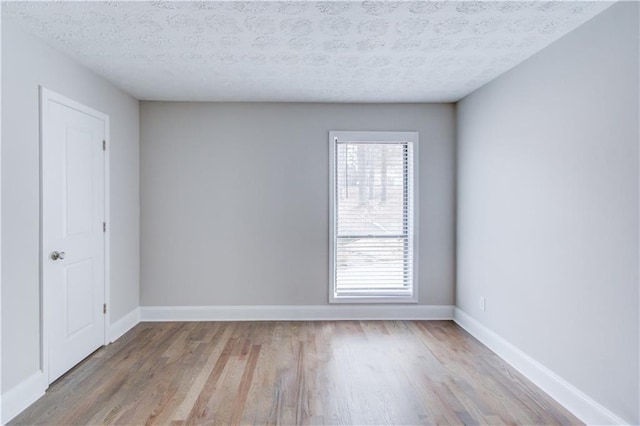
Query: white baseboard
140 304 454 322
1 371 47 424
109 307 141 343
453 308 629 426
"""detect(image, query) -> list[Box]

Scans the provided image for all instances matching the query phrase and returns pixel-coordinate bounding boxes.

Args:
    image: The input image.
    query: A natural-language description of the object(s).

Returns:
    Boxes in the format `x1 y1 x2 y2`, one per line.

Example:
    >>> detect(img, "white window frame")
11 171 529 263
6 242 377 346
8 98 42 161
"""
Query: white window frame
329 131 419 304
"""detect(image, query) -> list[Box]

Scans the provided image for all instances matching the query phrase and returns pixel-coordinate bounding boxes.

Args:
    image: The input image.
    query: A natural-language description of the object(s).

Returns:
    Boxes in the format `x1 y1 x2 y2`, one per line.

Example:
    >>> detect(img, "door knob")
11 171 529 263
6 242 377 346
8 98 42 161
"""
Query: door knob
51 251 65 261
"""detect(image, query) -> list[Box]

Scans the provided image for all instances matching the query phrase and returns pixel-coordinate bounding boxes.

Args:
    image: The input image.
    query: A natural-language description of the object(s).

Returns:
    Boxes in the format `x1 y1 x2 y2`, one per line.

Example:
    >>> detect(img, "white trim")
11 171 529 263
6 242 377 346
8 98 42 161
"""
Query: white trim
1 371 47 424
39 87 111 385
637 2 640 417
141 305 454 322
109 308 141 343
103 109 111 347
0 10 4 423
453 308 630 426
328 130 420 304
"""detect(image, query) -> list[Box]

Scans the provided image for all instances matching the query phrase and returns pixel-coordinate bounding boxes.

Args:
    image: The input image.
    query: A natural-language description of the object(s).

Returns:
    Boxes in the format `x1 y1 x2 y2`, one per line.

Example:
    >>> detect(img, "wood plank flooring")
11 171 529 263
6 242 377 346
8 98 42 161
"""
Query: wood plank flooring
11 321 581 425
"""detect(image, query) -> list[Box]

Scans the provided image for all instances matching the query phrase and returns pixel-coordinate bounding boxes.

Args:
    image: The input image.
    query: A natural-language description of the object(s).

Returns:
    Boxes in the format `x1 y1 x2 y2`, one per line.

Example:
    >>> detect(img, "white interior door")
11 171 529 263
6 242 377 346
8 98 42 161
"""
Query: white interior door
41 89 107 384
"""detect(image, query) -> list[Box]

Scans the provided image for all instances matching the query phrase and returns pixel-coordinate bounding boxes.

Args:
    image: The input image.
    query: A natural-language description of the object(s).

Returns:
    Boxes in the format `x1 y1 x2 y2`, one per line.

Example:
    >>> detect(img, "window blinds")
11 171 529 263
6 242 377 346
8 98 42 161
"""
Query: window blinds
333 140 415 297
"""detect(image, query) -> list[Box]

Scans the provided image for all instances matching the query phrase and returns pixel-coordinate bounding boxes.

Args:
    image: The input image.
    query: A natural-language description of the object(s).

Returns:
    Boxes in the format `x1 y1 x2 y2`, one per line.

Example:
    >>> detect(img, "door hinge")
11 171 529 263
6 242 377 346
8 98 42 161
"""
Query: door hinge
103 303 107 315
103 140 106 151
103 222 106 232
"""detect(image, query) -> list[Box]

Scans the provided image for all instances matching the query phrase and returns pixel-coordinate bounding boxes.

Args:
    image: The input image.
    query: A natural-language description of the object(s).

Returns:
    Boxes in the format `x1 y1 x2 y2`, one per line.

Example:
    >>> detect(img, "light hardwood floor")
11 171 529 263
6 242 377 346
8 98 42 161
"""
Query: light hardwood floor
11 321 581 425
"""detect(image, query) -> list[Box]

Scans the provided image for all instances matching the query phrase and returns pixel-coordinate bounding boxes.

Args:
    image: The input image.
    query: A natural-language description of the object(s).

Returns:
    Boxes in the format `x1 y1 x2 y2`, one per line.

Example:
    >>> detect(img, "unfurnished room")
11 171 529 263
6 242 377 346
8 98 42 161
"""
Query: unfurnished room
0 1 638 425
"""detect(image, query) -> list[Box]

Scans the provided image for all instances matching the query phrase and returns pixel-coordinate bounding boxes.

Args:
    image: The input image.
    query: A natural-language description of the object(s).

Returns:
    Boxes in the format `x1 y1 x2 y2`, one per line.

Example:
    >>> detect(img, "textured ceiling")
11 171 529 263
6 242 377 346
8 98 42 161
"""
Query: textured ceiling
3 1 613 102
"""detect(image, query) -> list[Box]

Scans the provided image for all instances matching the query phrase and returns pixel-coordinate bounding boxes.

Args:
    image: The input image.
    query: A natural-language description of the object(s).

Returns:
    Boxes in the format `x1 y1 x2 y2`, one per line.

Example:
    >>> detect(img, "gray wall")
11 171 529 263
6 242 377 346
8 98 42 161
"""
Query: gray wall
456 2 639 423
1 19 140 392
140 103 455 307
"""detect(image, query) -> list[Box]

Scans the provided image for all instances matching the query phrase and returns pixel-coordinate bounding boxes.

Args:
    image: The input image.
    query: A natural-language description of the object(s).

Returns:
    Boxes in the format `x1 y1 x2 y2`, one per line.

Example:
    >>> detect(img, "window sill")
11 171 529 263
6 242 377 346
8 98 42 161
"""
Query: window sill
330 295 418 304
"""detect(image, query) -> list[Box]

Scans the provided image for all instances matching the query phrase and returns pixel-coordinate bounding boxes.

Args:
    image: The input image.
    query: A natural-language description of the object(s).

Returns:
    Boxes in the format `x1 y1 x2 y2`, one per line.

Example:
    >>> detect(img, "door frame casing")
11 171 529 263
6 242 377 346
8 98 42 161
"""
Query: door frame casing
39 87 111 385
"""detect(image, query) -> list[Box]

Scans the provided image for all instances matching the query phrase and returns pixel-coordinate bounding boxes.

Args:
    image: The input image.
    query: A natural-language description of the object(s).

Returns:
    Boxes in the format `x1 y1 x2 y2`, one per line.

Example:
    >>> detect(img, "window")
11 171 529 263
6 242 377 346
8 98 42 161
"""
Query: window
329 131 418 303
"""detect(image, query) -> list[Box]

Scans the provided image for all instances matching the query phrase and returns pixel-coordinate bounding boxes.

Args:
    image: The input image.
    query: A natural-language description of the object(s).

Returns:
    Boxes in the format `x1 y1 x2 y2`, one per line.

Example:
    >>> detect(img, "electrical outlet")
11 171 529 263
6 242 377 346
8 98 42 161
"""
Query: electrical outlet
479 296 486 312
